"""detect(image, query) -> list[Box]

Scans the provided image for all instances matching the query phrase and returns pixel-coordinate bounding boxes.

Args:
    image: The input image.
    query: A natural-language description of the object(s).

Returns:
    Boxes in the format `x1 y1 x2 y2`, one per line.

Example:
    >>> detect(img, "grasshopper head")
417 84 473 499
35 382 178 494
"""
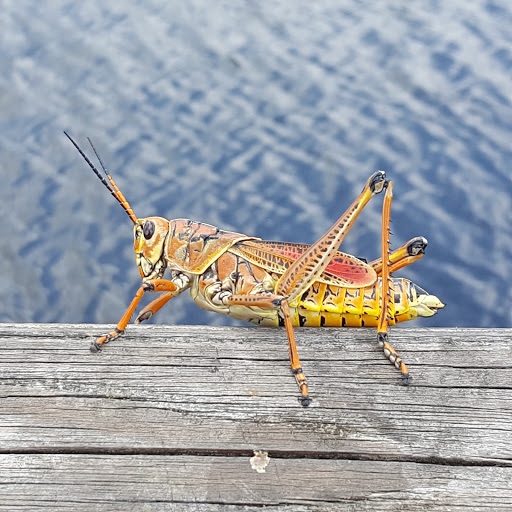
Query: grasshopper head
134 217 169 280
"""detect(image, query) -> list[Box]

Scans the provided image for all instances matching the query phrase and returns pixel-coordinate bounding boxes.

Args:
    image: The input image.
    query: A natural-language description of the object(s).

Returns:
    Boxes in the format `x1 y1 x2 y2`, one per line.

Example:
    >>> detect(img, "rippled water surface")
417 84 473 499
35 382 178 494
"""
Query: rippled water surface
1 1 511 328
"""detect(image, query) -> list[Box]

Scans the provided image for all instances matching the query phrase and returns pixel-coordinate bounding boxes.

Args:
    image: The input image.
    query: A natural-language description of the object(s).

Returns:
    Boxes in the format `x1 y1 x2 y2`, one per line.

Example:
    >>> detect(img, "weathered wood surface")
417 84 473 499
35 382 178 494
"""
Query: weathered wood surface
1 323 511 510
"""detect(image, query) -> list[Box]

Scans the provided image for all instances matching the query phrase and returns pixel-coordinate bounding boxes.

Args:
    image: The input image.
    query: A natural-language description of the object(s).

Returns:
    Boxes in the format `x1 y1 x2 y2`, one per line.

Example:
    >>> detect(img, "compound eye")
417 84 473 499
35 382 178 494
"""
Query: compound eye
143 220 155 240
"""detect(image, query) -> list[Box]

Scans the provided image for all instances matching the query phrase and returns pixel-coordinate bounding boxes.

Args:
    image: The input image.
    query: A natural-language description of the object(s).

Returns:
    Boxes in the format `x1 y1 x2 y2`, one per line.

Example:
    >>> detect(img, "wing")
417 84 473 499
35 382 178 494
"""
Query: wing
230 240 377 288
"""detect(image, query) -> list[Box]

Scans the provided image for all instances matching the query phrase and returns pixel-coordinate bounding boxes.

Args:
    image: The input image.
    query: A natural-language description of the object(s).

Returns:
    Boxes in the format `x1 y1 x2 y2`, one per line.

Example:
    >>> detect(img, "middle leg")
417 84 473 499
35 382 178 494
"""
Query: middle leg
227 293 310 406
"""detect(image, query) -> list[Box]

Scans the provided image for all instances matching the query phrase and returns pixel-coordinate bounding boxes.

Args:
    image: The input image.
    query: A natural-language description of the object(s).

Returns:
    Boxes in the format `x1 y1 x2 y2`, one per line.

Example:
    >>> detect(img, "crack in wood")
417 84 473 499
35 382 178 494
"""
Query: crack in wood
1 446 510 468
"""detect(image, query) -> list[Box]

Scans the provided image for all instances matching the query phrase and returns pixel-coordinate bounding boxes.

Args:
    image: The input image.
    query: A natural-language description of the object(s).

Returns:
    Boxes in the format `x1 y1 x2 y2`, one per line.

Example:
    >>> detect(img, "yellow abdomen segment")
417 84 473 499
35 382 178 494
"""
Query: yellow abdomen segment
294 278 443 327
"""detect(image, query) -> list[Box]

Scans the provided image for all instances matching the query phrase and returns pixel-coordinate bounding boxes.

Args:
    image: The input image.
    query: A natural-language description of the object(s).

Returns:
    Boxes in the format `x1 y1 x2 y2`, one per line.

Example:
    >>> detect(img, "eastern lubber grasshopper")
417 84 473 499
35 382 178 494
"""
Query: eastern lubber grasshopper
65 132 444 406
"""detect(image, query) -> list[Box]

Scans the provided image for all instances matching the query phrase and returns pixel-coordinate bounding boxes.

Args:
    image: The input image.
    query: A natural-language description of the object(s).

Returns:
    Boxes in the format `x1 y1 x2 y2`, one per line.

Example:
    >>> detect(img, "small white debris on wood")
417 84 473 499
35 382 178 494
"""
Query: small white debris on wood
250 450 270 473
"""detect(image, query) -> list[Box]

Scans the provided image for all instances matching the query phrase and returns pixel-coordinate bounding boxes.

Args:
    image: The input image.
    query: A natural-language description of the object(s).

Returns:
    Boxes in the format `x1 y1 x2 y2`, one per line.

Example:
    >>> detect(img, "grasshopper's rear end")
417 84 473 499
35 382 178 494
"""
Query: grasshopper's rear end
295 277 443 328
66 132 444 406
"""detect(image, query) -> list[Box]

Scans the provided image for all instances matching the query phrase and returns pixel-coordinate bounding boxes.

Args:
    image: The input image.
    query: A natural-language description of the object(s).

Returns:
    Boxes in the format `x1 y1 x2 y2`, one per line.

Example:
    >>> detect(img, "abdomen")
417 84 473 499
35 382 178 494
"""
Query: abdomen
292 278 442 327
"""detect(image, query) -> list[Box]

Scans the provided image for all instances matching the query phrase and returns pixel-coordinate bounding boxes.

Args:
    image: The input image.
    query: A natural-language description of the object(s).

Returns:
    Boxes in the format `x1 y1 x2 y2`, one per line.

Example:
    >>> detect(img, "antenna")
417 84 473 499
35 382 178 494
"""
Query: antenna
64 132 137 224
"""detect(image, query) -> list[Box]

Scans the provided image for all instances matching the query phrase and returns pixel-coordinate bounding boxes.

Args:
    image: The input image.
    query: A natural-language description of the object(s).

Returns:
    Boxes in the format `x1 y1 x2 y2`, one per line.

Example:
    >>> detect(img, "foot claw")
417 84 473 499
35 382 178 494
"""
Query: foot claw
90 329 123 352
90 341 103 353
400 374 412 386
300 396 312 407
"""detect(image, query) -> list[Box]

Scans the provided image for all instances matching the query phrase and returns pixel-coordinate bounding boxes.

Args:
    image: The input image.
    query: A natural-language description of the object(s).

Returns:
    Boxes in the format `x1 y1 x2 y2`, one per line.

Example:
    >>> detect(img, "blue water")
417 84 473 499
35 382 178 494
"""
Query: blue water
1 1 511 328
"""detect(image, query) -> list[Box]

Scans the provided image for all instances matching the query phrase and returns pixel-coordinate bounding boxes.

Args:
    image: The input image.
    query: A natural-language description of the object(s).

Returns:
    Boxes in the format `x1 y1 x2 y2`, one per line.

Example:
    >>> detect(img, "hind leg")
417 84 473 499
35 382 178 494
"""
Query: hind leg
376 182 410 385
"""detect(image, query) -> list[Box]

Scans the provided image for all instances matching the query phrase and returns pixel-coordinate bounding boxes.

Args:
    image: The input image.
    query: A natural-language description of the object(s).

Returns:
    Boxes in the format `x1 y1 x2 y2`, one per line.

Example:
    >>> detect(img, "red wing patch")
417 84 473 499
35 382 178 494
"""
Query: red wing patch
234 240 377 288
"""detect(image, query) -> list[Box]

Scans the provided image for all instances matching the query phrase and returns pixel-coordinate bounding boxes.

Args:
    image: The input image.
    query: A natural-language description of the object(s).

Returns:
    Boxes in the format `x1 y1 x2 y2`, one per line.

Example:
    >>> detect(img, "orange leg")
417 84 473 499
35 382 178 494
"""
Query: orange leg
276 171 387 304
376 182 410 384
281 300 310 406
228 293 310 406
370 236 428 276
228 173 388 405
91 279 180 352
135 291 175 324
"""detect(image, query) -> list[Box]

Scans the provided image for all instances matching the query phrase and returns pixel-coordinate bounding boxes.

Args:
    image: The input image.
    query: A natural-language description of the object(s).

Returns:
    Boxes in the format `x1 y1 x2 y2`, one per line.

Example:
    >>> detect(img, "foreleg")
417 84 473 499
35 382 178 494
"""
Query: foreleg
91 278 183 352
135 292 175 324
135 274 190 324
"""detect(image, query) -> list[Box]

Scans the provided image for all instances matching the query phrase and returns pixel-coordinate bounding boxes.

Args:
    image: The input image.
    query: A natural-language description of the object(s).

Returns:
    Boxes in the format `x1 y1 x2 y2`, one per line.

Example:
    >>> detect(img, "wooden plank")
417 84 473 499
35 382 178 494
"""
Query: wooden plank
1 323 511 510
1 454 511 511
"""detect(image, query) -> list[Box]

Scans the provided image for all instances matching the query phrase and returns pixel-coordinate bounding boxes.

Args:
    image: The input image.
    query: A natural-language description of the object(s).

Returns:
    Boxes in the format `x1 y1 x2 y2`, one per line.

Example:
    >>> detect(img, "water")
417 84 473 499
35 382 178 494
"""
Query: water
1 1 511 328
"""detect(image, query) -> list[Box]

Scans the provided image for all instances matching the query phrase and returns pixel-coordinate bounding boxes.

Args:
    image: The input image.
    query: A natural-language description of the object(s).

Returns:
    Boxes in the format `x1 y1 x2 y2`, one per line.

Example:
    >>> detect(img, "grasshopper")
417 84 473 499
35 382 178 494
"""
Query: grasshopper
65 133 444 406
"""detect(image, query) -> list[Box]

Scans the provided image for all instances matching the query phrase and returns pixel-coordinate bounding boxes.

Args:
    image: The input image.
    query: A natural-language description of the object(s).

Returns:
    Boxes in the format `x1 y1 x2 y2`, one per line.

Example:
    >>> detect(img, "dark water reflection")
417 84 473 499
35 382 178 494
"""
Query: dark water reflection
1 1 511 328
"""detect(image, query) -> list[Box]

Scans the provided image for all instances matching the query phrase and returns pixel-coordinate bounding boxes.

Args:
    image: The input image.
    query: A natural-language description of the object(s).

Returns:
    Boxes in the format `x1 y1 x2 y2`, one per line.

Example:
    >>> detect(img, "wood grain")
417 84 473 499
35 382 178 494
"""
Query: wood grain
1 324 511 510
